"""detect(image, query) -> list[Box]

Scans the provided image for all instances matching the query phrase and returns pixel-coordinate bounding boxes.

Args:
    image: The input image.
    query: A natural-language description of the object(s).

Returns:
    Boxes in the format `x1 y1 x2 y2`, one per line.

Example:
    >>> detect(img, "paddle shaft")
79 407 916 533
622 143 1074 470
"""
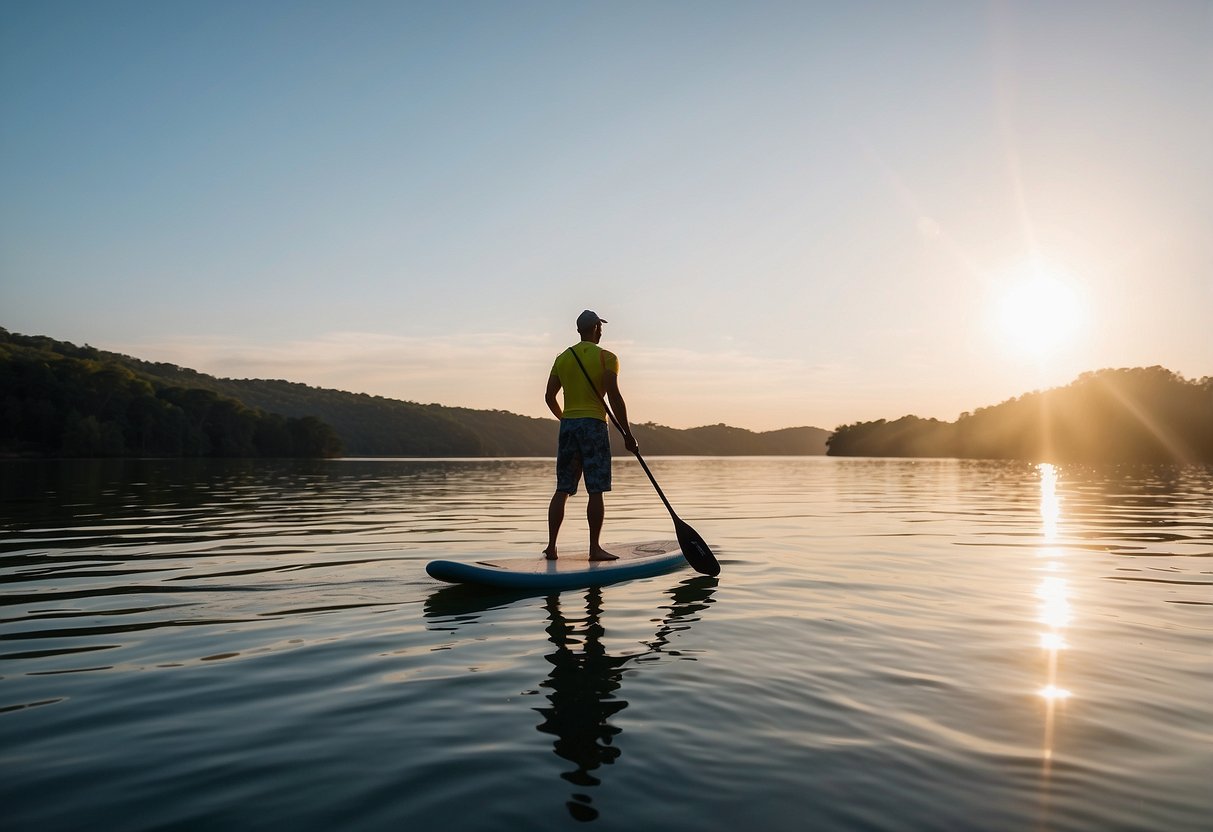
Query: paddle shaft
565 346 719 576
565 348 679 520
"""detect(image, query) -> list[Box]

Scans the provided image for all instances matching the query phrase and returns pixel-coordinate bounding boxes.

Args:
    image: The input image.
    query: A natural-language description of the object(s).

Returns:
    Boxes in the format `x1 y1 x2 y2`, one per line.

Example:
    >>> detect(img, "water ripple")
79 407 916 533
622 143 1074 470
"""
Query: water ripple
1 458 1210 831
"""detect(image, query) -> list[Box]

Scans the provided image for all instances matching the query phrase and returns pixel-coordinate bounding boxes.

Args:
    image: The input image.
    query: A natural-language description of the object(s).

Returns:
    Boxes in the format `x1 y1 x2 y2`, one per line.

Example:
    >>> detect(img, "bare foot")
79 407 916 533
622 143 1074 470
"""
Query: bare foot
588 547 618 562
543 547 558 560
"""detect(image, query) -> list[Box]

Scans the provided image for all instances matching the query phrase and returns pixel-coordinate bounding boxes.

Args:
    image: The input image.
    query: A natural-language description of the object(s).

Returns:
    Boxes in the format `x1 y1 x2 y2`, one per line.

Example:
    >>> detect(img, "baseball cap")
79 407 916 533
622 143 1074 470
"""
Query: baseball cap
576 310 608 329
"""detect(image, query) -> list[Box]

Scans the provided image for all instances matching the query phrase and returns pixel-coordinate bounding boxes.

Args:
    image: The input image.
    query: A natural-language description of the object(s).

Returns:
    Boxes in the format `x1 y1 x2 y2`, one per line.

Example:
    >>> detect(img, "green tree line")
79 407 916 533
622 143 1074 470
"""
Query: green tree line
827 367 1213 464
1 330 342 458
121 362 830 456
1 329 828 458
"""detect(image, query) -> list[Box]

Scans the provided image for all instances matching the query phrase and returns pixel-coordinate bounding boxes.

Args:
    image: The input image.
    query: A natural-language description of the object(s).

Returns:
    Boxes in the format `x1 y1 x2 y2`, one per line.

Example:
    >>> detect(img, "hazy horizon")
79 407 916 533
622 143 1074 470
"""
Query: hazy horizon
3 2 1210 431
10 324 1208 438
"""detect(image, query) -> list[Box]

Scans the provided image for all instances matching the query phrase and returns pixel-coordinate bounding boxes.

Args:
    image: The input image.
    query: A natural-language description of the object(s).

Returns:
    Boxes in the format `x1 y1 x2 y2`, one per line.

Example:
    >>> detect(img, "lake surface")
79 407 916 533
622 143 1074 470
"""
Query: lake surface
1 456 1210 831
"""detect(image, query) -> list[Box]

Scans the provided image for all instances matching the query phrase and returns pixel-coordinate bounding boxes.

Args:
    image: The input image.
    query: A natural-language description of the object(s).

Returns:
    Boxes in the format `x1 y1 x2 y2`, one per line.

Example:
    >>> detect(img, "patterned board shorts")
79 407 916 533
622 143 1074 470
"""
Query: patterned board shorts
556 418 612 494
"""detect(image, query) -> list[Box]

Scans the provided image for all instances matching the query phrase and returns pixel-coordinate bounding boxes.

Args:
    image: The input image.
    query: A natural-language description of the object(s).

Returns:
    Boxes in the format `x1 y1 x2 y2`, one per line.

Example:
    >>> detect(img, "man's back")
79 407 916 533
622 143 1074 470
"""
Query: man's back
551 342 619 421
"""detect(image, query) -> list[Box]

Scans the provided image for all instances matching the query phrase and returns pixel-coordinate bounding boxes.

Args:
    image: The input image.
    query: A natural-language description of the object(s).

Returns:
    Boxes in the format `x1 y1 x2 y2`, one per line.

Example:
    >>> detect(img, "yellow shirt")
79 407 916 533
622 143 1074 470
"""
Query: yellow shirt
550 342 620 421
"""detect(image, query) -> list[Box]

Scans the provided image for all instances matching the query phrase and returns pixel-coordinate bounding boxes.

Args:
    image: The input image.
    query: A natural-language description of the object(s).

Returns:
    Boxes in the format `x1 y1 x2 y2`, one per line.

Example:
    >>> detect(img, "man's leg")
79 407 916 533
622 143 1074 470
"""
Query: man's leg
548 419 580 560
587 492 617 561
544 491 568 559
579 419 617 561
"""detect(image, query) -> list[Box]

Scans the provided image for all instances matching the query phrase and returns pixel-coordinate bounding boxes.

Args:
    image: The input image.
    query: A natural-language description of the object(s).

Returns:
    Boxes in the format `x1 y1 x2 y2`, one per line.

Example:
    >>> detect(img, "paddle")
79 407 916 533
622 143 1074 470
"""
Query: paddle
567 348 721 577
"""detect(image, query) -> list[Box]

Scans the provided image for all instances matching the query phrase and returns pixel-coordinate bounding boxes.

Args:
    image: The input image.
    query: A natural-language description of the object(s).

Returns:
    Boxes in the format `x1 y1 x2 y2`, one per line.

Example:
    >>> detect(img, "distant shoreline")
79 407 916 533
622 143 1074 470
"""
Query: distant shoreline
4 328 1208 465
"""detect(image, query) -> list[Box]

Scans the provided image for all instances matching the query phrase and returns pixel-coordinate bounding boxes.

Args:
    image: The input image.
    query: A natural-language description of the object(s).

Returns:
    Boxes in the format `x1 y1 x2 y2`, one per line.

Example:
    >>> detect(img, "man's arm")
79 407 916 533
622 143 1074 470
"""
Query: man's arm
545 374 563 420
603 371 639 454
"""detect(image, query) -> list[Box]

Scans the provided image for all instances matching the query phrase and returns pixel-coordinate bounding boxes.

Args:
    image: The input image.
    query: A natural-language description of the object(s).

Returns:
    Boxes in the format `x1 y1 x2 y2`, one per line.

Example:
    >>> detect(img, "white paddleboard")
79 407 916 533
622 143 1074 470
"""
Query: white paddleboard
425 540 686 590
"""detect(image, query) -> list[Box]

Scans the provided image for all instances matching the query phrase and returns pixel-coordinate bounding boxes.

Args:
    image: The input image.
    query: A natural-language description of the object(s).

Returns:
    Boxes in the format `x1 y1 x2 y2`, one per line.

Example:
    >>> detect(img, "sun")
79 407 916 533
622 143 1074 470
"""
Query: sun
991 262 1085 360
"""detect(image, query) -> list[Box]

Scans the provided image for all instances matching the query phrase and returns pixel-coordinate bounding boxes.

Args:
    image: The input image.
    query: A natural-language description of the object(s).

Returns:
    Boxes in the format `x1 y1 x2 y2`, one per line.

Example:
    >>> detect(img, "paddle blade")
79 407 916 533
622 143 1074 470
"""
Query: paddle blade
674 517 720 577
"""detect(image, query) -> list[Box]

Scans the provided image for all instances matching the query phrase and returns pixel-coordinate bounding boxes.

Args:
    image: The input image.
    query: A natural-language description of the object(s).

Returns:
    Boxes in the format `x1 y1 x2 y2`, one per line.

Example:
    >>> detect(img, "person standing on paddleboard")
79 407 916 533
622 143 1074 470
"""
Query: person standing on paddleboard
544 310 639 561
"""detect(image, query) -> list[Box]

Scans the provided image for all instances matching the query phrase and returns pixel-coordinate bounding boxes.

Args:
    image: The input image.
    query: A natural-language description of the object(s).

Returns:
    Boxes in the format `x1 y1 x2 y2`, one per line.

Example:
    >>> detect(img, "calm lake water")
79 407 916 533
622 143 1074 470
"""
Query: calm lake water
1 457 1210 831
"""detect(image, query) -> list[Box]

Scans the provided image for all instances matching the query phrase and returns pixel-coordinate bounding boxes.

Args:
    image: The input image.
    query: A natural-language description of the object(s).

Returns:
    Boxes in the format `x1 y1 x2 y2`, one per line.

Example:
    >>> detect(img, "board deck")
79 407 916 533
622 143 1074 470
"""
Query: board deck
425 540 686 590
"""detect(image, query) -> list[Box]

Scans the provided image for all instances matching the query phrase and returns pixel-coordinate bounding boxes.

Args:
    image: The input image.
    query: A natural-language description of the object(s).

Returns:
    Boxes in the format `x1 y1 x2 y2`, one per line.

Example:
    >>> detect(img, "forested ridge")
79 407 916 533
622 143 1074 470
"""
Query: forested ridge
107 352 829 456
827 367 1213 464
1 329 830 458
1 330 342 458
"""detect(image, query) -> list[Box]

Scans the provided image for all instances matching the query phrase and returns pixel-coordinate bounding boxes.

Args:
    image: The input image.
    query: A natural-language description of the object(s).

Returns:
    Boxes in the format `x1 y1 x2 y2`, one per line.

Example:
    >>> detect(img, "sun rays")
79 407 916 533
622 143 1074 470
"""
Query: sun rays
991 261 1086 362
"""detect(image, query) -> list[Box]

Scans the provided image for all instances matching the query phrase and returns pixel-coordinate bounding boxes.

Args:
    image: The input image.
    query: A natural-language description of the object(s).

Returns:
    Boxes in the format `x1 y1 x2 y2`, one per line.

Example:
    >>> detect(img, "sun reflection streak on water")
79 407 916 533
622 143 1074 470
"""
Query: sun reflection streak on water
1035 462 1072 805
2 458 1211 831
1039 463 1061 541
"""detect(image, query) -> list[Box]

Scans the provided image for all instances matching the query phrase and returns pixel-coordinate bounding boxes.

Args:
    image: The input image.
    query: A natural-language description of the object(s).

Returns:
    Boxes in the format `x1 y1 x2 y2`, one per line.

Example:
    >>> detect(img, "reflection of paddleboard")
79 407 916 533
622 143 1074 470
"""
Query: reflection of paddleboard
425 540 685 590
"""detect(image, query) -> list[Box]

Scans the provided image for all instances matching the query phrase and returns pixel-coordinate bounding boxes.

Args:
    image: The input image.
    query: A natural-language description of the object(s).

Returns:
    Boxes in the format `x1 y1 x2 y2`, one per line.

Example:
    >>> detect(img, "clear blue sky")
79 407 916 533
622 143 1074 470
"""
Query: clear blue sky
3 1 1210 430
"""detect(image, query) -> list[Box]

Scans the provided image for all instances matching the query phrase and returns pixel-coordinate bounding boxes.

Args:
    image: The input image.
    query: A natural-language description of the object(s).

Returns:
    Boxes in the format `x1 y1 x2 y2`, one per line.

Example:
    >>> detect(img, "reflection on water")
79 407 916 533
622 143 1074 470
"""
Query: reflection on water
537 588 627 818
425 576 718 823
1034 463 1073 821
538 577 717 821
2 457 1211 831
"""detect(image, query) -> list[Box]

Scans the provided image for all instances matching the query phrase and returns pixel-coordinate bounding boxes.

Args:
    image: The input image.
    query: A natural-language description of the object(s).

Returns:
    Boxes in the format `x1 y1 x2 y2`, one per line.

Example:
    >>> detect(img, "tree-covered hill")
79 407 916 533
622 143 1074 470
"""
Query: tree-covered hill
1 328 829 457
827 367 1213 464
107 361 496 456
1 330 342 458
116 355 830 456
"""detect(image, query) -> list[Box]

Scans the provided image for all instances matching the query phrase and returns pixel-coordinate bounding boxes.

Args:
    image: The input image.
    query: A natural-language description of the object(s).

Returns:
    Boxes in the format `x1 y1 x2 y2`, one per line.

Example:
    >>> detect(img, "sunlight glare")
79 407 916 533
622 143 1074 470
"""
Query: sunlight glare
1038 463 1060 541
1037 592 1072 630
1039 685 1072 701
993 263 1085 359
1040 632 1068 651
